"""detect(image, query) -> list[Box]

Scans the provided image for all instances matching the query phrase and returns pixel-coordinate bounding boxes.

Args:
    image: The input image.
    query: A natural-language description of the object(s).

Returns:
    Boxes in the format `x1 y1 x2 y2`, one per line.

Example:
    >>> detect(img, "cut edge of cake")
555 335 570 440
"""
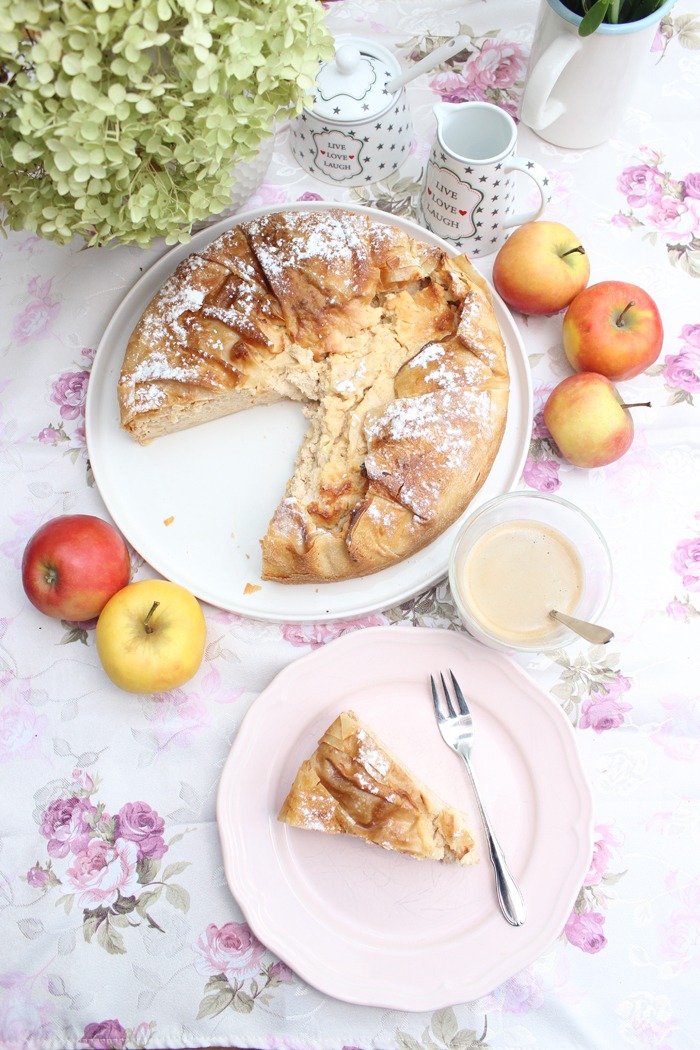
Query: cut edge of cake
277 709 478 866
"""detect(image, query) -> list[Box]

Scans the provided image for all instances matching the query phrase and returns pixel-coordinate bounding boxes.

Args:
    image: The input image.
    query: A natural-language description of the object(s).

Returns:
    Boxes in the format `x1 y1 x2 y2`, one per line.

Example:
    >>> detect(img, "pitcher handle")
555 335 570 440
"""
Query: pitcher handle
503 158 551 229
520 36 582 131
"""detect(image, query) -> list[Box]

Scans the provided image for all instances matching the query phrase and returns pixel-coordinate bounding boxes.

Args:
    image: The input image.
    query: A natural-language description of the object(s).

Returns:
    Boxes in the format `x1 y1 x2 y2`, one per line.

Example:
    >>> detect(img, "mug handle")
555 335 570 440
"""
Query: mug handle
503 158 551 229
519 36 582 131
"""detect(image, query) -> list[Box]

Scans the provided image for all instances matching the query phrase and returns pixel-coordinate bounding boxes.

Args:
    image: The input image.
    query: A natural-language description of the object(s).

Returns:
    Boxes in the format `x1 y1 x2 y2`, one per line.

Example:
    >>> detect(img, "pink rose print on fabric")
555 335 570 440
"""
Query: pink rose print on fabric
656 872 700 974
658 911 700 973
194 921 294 1019
684 172 700 199
0 971 53 1050
650 695 700 761
0 694 47 759
1 509 45 569
429 35 526 114
37 424 65 446
40 796 98 858
618 163 666 208
114 802 167 860
661 324 700 405
665 597 698 622
80 1018 153 1049
26 865 51 889
552 647 634 740
24 860 61 893
195 921 266 982
68 423 88 454
35 346 95 477
465 39 527 91
630 992 680 1046
564 910 607 953
71 767 95 793
137 667 243 761
66 838 140 909
522 455 561 492
50 369 90 421
666 513 700 618
579 677 633 733
524 392 563 491
672 534 700 592
614 148 700 274
531 407 551 441
499 968 545 1013
268 960 294 982
579 691 632 733
282 613 387 649
10 276 60 344
81 1019 127 1049
584 824 623 886
562 822 624 954
649 194 700 246
34 778 189 954
141 687 210 753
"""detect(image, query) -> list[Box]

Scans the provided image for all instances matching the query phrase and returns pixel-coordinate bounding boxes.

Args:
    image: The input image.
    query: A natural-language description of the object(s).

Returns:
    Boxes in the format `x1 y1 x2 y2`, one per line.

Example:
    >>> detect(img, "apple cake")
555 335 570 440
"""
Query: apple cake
278 710 477 865
117 208 509 583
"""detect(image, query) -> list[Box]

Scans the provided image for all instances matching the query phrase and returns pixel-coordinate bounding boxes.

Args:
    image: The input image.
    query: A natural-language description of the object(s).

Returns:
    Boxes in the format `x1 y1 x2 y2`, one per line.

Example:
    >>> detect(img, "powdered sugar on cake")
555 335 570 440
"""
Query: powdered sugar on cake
117 208 509 582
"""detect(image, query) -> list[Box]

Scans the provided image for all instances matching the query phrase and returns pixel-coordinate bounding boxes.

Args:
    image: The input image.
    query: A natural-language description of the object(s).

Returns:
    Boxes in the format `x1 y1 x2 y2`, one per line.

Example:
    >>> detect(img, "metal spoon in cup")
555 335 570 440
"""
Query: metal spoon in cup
550 609 614 645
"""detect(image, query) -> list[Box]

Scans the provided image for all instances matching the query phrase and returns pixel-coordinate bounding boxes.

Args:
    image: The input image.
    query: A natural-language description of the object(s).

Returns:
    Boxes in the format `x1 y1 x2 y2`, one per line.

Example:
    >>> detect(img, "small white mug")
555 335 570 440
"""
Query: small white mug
419 101 550 257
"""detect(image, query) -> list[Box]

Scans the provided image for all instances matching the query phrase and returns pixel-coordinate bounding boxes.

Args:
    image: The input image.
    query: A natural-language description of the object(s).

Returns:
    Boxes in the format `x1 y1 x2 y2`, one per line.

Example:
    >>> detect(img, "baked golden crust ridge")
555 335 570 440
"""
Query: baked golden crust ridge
278 710 477 864
117 208 509 583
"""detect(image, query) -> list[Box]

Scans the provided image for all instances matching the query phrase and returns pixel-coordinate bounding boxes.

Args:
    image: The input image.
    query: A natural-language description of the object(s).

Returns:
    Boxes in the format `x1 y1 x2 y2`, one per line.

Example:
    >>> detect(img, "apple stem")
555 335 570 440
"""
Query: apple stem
561 245 586 258
623 402 652 409
143 601 160 634
616 300 636 327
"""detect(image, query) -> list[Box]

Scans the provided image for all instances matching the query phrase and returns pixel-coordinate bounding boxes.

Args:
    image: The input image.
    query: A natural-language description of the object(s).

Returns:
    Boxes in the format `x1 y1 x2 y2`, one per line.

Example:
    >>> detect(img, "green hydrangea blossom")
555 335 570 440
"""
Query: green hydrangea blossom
0 0 333 246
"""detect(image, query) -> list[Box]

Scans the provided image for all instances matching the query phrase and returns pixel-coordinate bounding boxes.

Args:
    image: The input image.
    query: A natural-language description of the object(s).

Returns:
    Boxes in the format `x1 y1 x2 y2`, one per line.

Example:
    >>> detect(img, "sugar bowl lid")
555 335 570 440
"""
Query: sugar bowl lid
310 36 401 123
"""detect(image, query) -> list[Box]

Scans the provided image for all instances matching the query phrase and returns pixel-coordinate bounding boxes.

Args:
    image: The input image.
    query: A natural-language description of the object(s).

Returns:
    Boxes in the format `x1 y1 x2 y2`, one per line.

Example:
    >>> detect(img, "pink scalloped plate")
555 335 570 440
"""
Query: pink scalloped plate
216 625 593 1011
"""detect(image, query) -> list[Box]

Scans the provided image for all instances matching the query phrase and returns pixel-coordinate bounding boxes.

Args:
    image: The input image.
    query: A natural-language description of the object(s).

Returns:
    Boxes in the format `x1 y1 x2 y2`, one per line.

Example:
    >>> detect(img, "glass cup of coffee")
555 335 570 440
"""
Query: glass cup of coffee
448 490 613 653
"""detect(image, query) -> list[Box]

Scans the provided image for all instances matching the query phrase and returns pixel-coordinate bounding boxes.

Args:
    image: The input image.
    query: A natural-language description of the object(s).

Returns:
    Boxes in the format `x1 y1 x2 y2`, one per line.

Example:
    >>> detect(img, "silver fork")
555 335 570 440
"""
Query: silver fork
431 670 526 927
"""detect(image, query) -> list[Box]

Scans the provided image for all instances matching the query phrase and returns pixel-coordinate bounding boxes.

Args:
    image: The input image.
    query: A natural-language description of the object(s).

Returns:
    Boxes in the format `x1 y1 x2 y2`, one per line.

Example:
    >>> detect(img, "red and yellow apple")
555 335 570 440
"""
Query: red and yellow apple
543 372 640 468
95 579 206 694
492 220 590 315
22 514 131 621
562 280 663 380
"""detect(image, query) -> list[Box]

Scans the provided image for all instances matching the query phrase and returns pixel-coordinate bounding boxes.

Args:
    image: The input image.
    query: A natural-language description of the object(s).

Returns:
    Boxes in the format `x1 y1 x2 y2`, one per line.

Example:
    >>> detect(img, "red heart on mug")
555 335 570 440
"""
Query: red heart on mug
320 150 326 155
349 155 355 160
427 188 432 195
459 209 467 216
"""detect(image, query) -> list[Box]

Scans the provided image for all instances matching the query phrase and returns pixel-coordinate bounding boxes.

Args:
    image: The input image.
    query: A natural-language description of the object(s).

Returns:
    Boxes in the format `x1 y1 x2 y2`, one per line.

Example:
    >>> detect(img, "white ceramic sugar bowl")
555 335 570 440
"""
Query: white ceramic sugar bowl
290 36 414 188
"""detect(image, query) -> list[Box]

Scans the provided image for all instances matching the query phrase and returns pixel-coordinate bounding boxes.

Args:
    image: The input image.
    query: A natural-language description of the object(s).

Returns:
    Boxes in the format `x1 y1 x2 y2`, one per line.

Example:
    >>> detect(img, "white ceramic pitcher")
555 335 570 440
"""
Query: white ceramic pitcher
520 0 677 149
419 101 550 257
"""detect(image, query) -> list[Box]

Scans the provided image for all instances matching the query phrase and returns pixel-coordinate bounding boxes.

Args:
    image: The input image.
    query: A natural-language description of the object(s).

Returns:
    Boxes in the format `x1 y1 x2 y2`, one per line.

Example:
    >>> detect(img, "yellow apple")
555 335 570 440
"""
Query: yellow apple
492 220 590 315
95 579 206 694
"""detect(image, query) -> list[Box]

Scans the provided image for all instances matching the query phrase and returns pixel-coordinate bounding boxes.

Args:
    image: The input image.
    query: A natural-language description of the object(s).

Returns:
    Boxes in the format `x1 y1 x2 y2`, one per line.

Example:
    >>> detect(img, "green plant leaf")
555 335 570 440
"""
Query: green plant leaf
579 0 613 34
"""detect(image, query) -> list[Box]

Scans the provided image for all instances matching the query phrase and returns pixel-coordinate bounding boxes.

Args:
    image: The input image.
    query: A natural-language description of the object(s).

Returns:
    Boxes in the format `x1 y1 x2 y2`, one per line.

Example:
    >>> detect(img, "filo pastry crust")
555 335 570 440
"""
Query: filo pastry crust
117 209 509 583
278 710 477 865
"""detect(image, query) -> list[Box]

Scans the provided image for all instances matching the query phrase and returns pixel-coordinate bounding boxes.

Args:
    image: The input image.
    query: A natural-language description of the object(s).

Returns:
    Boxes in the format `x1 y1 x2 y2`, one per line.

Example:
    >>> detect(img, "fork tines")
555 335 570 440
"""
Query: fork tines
430 670 470 720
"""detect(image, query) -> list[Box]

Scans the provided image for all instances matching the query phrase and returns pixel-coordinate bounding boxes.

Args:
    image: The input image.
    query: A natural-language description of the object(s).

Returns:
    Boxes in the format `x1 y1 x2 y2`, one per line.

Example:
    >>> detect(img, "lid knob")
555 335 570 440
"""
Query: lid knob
334 44 361 76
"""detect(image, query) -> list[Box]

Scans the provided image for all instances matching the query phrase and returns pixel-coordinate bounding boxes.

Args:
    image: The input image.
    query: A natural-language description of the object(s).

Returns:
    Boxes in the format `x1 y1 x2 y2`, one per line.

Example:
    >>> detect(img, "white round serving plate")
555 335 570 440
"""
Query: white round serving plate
85 202 532 622
216 625 594 1010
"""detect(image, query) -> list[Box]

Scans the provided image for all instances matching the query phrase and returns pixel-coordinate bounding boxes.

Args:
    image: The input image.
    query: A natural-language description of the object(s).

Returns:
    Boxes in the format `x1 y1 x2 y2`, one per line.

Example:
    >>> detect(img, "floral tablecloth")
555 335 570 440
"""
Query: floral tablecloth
2 2 700 1048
